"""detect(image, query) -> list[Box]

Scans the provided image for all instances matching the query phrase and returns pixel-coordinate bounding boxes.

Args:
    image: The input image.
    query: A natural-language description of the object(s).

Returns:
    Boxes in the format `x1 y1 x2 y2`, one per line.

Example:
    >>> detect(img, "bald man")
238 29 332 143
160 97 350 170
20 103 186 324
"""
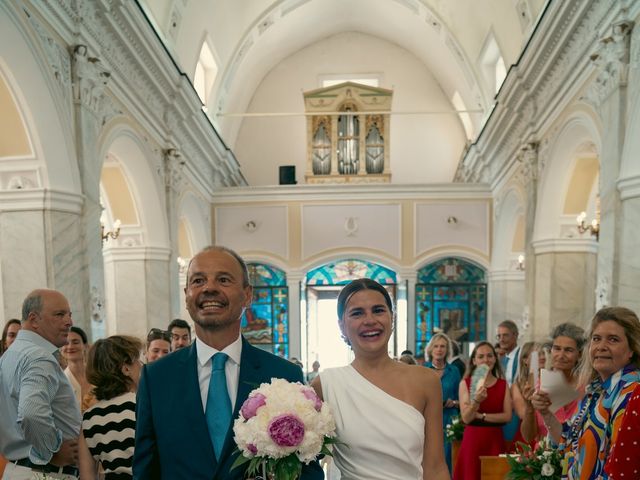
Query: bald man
0 289 81 479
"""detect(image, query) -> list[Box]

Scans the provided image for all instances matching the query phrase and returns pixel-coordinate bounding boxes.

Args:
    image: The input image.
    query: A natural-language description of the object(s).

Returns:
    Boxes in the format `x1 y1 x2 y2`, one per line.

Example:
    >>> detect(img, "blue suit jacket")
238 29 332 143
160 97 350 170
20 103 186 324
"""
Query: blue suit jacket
133 337 324 480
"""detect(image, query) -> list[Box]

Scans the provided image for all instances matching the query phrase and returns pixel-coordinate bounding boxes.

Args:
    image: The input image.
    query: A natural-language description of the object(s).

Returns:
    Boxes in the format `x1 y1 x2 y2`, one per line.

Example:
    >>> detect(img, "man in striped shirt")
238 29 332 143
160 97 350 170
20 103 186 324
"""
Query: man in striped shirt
0 289 81 479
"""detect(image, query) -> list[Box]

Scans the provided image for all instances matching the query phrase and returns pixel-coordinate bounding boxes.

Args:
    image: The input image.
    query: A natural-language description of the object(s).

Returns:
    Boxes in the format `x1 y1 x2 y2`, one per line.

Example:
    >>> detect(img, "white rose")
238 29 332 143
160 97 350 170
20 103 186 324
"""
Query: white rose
541 463 554 477
542 450 552 458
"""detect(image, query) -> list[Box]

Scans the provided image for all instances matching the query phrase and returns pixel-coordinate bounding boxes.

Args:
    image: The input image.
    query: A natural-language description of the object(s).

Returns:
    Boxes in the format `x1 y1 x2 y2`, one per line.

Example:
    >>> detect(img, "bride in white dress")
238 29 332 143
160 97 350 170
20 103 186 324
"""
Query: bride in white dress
311 279 450 480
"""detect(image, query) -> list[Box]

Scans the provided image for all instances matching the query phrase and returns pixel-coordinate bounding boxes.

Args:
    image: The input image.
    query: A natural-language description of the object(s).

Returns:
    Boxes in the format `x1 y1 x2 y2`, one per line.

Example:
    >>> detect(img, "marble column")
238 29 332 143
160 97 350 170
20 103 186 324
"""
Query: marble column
287 271 303 360
488 270 525 339
164 148 185 317
102 246 172 337
398 269 416 355
530 241 597 336
520 143 539 334
583 21 633 308
617 177 640 313
0 191 85 327
71 44 112 339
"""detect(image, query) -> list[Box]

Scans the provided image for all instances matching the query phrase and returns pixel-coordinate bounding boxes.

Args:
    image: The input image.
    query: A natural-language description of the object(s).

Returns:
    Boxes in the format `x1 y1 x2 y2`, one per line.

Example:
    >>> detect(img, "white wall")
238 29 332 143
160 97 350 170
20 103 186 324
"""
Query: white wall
234 31 467 186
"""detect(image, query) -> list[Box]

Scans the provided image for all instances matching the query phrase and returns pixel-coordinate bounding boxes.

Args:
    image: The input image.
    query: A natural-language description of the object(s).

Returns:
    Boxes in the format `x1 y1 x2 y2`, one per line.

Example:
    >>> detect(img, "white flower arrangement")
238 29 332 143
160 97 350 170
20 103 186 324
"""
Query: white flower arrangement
232 378 337 480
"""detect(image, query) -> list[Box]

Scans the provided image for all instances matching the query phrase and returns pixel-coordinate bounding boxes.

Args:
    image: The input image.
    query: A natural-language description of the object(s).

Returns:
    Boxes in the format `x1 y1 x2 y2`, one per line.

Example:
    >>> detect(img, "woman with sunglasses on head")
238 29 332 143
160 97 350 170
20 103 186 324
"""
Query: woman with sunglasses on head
531 307 640 480
311 278 450 480
145 328 171 363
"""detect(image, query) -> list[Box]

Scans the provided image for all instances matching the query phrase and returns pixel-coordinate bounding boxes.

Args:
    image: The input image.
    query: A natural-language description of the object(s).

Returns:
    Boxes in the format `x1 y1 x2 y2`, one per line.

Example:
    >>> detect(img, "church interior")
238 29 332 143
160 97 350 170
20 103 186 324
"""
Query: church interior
1 0 639 369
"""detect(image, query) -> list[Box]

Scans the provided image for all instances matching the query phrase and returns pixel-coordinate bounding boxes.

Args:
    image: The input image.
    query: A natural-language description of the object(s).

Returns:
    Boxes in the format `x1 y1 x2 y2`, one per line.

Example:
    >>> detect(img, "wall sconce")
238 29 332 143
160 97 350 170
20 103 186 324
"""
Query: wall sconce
447 216 458 225
101 219 121 245
177 256 187 275
576 211 600 240
517 254 525 271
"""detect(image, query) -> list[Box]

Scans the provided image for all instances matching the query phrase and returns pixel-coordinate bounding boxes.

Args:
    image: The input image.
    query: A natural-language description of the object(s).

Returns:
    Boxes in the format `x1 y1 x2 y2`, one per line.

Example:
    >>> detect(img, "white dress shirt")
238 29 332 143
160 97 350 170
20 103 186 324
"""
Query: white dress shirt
504 345 521 386
195 335 242 411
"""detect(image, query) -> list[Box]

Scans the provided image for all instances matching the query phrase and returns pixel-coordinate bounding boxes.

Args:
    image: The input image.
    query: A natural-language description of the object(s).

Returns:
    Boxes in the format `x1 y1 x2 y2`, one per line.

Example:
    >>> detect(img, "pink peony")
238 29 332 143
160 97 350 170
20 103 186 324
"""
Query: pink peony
247 443 258 455
241 393 266 419
268 414 305 447
302 388 322 412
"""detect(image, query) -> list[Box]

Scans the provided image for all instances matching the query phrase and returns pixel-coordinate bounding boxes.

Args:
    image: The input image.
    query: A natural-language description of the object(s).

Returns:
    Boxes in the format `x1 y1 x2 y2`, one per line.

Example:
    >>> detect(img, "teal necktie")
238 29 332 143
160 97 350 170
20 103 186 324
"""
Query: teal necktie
206 352 232 460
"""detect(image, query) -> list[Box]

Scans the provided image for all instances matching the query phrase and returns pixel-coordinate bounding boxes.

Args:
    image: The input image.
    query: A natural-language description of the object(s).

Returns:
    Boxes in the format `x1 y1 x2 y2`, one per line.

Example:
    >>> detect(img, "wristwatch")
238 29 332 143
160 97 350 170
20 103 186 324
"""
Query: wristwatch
482 412 487 422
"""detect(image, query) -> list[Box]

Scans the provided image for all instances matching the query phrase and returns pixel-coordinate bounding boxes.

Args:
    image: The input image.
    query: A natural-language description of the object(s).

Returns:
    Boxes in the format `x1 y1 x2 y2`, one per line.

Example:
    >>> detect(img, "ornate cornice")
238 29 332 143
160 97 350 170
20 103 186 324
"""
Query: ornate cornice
7 0 246 201
457 0 620 187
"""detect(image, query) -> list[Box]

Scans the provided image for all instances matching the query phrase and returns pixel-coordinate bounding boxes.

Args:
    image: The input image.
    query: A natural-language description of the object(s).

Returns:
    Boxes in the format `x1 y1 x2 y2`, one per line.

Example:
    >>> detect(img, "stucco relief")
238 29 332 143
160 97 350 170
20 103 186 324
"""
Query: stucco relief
583 21 634 109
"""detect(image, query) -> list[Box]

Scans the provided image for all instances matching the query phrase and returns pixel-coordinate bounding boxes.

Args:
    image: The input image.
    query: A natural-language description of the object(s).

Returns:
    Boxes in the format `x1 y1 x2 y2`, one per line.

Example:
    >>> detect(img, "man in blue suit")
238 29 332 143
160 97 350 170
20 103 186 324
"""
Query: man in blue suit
133 246 324 479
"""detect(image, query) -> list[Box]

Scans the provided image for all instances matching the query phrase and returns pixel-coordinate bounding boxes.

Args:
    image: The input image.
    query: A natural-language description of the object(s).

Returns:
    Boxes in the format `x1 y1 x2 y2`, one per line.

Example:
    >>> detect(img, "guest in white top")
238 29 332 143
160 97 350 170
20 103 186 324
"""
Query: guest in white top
61 326 94 411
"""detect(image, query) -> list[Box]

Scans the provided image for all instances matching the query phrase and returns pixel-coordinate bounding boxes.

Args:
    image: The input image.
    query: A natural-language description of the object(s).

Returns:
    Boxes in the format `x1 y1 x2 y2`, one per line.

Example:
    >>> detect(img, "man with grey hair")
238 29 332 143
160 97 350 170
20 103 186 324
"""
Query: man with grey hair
496 319 521 444
0 289 80 479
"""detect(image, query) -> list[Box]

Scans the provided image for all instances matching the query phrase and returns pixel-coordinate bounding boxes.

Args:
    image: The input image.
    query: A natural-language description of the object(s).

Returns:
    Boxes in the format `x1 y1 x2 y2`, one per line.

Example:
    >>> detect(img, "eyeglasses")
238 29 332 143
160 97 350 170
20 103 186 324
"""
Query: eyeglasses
147 328 171 343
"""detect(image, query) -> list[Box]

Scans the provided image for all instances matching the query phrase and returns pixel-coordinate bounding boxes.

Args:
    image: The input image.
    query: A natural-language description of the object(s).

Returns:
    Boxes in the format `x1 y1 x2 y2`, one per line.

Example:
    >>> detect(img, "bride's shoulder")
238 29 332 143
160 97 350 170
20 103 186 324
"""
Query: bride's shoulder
397 362 438 383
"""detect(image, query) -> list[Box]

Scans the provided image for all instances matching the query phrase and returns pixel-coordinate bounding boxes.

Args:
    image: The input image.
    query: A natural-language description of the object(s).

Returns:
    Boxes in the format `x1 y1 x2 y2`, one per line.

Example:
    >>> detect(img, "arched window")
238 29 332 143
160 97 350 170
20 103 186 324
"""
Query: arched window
306 259 397 285
242 263 289 357
415 258 487 356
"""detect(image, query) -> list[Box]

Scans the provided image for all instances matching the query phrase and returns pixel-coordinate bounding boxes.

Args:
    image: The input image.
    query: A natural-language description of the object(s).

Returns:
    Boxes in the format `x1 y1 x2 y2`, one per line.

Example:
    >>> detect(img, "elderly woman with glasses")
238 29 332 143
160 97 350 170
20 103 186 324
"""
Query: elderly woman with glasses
532 307 640 480
145 328 171 363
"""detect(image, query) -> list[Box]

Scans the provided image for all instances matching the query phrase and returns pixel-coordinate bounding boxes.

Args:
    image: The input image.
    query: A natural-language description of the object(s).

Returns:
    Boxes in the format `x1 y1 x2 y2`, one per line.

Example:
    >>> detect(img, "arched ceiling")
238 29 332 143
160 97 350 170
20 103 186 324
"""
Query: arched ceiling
142 0 545 147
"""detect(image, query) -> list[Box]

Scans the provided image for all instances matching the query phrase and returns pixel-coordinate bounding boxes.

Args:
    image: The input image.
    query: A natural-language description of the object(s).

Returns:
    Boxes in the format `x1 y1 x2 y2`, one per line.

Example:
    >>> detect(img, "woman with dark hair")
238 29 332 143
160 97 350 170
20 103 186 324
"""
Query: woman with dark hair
311 278 449 480
532 307 640 480
61 325 95 411
453 341 512 480
1 319 21 356
78 335 143 479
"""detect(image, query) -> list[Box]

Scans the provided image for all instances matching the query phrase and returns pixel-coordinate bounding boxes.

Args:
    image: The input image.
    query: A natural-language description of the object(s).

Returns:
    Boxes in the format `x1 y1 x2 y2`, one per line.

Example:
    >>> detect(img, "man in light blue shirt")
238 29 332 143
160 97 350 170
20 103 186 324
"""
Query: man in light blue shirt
0 289 81 479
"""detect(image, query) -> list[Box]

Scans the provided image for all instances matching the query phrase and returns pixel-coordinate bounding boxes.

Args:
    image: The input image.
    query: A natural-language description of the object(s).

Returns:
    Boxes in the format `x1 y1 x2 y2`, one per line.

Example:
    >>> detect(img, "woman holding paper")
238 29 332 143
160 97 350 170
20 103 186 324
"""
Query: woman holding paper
511 342 545 445
453 342 512 480
520 323 585 442
531 307 640 480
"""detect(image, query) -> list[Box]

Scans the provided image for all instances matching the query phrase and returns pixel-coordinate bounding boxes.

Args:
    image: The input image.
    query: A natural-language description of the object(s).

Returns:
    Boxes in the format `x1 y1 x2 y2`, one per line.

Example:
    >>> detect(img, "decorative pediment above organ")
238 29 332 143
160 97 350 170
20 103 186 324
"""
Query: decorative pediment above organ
303 82 392 184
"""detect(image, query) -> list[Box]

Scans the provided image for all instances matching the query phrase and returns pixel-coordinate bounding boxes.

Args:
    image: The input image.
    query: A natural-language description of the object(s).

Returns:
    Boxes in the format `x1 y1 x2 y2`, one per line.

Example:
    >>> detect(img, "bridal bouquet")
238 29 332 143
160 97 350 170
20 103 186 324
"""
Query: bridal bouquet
506 439 563 480
232 378 337 480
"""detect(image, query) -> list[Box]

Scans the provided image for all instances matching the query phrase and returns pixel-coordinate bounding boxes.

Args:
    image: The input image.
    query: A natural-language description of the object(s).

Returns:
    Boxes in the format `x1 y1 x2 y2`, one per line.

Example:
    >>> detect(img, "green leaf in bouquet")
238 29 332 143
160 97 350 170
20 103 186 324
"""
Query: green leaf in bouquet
230 450 253 472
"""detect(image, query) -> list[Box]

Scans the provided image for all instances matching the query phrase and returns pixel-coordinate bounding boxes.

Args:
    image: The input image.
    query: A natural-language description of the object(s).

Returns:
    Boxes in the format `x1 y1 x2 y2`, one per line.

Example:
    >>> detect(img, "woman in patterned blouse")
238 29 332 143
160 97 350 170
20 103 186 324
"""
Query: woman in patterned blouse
531 307 640 480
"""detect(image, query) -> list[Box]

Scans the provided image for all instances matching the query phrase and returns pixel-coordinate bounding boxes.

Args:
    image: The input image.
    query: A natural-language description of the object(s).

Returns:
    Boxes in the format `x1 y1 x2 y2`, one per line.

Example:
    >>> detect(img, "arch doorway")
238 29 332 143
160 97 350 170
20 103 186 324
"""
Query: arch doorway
302 259 401 372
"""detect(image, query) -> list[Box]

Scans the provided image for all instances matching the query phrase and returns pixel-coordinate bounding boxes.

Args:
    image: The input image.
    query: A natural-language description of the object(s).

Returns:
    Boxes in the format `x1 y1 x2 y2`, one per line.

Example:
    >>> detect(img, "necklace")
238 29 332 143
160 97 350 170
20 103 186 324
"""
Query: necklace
432 364 446 370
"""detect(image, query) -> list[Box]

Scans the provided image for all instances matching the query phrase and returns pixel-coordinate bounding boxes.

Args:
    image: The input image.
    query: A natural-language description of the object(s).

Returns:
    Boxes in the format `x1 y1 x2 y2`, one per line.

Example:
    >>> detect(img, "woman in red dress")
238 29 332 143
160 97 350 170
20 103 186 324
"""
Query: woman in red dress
453 341 512 480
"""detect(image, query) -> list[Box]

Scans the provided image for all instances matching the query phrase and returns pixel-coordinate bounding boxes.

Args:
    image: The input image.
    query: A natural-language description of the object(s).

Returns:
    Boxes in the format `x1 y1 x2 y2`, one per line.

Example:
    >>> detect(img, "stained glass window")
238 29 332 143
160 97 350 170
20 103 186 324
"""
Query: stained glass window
242 263 289 357
306 259 397 285
415 258 487 357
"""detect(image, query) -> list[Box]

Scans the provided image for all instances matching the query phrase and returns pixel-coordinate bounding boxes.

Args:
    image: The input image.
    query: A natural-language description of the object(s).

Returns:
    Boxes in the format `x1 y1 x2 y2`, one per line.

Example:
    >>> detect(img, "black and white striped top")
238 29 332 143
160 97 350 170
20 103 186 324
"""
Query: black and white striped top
82 391 136 478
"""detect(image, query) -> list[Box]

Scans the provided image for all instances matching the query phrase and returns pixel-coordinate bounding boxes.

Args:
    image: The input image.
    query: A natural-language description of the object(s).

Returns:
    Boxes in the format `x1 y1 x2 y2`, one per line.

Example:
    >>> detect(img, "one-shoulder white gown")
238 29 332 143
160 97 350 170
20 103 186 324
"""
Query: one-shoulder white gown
320 366 424 480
